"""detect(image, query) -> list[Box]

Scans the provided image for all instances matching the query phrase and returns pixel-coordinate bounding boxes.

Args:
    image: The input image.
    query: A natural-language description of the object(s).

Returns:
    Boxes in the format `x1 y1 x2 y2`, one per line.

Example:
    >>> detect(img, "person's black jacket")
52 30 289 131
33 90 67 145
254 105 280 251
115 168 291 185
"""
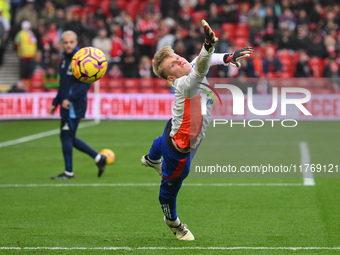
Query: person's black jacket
52 47 90 119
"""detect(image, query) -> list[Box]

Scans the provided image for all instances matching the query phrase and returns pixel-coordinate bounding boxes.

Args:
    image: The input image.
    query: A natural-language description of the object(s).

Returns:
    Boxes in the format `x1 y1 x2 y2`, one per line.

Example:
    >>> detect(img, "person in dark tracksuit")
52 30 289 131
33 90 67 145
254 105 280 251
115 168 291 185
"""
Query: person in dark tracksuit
49 30 106 179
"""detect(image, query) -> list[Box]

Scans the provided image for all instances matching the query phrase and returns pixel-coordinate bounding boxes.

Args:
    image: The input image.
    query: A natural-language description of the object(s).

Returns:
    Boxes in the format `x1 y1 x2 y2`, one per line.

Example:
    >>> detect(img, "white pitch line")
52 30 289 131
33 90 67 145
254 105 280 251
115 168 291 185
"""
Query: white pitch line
0 121 98 148
300 142 315 186
0 247 339 251
0 183 305 188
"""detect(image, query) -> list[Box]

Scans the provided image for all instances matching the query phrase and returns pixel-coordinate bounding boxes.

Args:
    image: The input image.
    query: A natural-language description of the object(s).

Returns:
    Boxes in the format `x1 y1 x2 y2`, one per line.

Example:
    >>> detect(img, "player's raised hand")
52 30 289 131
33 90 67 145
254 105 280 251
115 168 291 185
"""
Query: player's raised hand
201 19 218 52
224 47 254 68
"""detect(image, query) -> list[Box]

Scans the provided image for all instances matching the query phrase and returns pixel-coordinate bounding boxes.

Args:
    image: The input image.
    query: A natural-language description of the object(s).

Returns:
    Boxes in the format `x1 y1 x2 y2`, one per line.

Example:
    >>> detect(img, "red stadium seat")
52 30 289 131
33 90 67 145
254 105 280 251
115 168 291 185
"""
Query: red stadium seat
154 80 172 93
235 30 249 41
86 0 100 7
81 6 96 17
100 0 112 16
323 58 329 67
125 88 139 93
124 79 138 90
109 88 125 93
30 71 44 91
236 23 250 33
99 87 109 93
221 23 236 31
308 57 324 77
69 6 82 15
234 24 250 39
191 11 207 24
116 0 127 9
31 88 45 92
310 69 323 78
309 57 323 66
234 37 248 48
266 72 276 78
108 79 124 89
139 88 157 93
221 23 236 38
94 77 108 92
125 0 142 19
277 49 294 61
280 58 295 73
98 76 109 87
157 87 171 94
156 79 171 90
139 78 154 89
279 72 293 78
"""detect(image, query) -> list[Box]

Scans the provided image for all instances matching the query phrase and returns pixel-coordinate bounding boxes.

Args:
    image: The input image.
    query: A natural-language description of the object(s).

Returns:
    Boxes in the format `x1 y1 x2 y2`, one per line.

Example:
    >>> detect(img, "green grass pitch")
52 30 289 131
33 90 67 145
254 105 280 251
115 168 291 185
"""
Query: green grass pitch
0 120 339 254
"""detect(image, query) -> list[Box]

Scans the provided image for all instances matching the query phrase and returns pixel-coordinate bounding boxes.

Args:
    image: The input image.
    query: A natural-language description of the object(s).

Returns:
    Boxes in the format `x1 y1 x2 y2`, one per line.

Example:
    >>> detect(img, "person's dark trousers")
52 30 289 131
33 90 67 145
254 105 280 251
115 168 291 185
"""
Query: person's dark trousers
60 117 97 174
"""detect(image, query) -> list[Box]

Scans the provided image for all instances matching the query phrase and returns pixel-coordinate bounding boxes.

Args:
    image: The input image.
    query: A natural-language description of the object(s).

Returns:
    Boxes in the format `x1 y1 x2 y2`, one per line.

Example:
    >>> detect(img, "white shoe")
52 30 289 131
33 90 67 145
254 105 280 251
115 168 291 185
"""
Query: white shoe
164 216 195 241
141 155 162 176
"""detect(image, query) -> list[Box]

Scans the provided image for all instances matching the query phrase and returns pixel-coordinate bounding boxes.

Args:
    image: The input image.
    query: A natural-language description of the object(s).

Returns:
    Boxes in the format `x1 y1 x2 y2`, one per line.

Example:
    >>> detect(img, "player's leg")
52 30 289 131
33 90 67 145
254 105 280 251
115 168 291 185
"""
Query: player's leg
141 135 162 175
141 120 171 175
70 118 107 177
70 118 97 157
141 119 195 239
160 181 194 241
159 154 195 241
148 136 162 161
159 178 182 222
159 148 191 221
51 118 74 179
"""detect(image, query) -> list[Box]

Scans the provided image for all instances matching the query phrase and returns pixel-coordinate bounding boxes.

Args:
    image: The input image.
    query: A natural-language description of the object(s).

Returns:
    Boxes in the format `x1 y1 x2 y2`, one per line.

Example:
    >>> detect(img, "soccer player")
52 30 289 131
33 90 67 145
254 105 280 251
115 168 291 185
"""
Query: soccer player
141 20 253 240
49 30 107 180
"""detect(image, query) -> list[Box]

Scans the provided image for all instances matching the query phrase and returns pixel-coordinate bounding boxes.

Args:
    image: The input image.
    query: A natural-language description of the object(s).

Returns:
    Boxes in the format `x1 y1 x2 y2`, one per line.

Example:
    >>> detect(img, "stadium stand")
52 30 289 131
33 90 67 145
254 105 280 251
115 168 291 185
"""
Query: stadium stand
0 0 339 94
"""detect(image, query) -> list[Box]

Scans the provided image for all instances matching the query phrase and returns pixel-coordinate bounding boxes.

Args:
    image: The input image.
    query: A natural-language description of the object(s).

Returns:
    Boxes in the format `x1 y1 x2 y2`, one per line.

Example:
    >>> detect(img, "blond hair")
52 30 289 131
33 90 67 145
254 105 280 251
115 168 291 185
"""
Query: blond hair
61 30 78 41
152 46 174 80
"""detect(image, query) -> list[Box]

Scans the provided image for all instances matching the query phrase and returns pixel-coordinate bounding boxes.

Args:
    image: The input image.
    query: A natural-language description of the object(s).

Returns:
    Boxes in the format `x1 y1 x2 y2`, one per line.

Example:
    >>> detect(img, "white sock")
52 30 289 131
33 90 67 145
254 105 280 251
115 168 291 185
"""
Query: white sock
94 153 101 163
167 217 180 227
148 156 161 164
64 171 74 177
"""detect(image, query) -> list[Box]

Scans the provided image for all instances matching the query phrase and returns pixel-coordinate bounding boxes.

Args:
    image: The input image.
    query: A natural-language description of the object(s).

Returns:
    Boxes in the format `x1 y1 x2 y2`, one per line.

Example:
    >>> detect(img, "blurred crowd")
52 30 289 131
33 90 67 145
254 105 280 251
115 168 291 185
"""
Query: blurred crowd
1 0 340 92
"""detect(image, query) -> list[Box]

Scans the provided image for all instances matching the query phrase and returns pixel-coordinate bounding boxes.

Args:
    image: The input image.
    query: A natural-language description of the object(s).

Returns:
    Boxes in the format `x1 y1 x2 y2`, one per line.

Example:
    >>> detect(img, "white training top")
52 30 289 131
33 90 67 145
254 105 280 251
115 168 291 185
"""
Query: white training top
170 45 226 150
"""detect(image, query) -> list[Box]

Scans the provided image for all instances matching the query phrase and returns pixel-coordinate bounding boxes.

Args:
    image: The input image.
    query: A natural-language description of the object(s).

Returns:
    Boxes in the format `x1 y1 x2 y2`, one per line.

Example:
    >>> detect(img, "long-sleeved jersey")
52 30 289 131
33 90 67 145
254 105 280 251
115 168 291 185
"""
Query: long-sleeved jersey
170 46 226 150
52 47 90 119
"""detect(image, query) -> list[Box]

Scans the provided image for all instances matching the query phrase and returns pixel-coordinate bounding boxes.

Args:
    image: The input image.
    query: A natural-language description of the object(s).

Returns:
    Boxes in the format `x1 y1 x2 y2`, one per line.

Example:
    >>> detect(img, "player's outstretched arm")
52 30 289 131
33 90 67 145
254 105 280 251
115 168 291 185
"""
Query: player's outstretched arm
202 19 218 53
223 47 254 68
179 20 218 98
191 20 219 77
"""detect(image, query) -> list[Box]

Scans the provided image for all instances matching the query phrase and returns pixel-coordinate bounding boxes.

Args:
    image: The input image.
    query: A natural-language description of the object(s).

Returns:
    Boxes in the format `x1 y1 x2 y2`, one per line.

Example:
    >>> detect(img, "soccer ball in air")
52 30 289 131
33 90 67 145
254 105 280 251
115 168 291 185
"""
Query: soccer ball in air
100 149 115 165
71 47 108 83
